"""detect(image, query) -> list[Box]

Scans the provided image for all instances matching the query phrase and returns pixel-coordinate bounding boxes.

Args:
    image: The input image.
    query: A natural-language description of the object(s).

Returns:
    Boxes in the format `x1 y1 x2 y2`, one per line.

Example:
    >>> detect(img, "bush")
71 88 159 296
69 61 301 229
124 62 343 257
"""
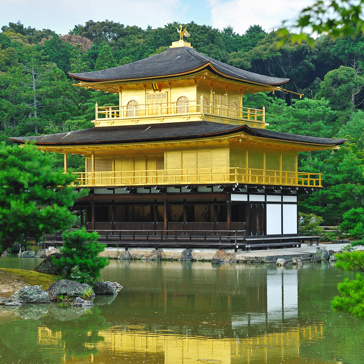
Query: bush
351 239 364 247
340 208 364 239
332 273 364 318
335 251 364 272
53 228 109 285
332 251 364 317
299 212 324 236
321 231 337 242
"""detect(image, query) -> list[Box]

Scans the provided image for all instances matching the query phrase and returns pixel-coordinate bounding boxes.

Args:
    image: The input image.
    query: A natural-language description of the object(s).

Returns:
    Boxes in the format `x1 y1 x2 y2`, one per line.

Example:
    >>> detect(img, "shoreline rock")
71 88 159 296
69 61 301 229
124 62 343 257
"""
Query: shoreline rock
47 280 95 301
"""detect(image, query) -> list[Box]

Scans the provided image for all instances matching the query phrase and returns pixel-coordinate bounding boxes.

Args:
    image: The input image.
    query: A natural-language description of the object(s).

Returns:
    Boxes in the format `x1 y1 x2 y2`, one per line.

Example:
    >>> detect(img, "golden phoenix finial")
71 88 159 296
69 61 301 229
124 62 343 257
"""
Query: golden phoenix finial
177 25 190 41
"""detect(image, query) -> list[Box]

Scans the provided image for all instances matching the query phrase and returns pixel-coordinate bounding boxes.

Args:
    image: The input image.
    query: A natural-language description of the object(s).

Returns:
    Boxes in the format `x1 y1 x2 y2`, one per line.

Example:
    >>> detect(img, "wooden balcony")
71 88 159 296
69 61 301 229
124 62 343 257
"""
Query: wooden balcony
72 168 322 188
93 99 265 127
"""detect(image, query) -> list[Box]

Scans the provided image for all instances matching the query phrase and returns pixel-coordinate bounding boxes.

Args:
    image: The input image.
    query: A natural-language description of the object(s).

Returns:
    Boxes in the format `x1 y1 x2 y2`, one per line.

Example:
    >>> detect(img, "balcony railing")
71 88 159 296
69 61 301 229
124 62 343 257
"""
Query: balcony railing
72 168 322 188
95 99 265 123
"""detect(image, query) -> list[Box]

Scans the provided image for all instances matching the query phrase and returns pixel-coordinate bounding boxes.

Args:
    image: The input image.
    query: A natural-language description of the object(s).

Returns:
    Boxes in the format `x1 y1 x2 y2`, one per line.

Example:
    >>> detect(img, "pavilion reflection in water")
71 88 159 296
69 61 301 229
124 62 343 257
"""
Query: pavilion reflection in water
36 268 327 364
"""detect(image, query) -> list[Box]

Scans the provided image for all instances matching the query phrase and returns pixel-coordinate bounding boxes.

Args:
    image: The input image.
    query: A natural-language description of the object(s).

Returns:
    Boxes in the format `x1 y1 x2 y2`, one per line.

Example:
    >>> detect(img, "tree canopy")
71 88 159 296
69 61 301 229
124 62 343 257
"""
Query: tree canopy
279 0 364 45
0 142 87 255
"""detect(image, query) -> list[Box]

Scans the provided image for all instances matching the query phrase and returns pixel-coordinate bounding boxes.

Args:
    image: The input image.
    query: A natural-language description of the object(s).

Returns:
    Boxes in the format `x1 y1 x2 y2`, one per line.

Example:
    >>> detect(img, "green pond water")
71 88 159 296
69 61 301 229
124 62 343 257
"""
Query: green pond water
0 258 363 364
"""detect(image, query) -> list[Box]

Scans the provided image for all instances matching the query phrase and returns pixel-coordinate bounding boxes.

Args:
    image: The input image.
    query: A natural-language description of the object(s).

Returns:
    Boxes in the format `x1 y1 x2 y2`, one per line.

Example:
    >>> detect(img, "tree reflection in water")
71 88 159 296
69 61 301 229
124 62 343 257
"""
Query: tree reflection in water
0 305 109 363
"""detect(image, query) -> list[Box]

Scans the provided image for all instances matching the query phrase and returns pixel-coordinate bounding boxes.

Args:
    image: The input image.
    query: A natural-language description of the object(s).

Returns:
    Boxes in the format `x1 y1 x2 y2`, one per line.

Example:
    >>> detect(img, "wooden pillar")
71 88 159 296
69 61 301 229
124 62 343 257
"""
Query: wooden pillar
153 202 158 231
164 195 168 234
91 151 95 172
246 148 249 183
183 200 187 231
245 203 250 236
263 151 266 184
239 90 243 118
91 200 95 231
214 203 218 231
210 83 213 113
295 153 298 184
111 200 115 230
85 206 89 229
64 153 68 173
279 150 283 184
227 200 231 231
118 87 122 117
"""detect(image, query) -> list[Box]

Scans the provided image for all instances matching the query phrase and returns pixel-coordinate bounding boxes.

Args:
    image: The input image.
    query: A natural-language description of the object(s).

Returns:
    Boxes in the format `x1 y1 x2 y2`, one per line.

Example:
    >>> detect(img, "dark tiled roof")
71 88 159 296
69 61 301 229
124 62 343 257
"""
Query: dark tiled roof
10 121 346 146
69 47 289 86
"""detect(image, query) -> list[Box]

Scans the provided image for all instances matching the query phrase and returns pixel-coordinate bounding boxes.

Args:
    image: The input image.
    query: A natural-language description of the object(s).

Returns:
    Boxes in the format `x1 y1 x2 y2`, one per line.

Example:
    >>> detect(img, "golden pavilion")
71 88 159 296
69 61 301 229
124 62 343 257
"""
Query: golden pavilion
11 35 345 243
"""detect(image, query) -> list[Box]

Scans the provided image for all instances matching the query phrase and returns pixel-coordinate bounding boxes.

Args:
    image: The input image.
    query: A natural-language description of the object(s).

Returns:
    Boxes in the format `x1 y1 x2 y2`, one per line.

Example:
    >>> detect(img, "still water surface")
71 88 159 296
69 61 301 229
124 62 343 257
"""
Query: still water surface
0 258 363 364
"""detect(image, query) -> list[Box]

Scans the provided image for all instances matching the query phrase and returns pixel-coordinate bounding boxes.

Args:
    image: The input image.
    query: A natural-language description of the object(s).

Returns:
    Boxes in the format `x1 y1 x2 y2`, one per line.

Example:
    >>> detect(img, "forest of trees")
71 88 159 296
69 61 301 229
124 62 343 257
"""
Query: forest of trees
1 20 364 225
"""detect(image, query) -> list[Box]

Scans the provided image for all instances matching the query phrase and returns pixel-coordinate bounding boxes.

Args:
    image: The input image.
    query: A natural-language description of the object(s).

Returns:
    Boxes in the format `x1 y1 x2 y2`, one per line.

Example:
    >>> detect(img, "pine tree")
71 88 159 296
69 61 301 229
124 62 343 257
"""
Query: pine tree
95 44 117 70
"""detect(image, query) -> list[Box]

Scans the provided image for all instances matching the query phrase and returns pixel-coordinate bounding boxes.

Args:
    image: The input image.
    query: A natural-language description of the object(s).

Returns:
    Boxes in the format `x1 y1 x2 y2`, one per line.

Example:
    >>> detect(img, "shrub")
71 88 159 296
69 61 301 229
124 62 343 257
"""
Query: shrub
340 208 364 239
332 273 364 318
351 239 364 247
299 212 324 236
53 228 109 285
335 251 364 272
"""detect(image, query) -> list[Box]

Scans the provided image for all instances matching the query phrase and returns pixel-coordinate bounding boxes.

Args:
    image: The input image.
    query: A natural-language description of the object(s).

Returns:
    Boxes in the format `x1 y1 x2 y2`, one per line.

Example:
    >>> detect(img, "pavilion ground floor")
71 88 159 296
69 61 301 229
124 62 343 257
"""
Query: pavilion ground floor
74 184 311 238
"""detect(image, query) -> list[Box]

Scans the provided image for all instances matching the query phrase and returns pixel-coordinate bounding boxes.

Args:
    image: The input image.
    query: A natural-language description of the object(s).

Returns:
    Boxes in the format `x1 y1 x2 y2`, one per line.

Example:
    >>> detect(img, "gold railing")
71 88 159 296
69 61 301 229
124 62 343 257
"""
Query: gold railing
95 99 265 123
73 168 322 188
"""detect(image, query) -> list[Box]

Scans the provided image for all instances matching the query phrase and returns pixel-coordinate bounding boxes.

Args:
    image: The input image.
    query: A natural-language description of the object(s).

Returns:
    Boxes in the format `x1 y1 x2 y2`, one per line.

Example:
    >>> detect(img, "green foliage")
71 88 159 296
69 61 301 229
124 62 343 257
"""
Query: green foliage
95 44 117 70
317 66 364 112
332 250 364 318
332 273 364 317
53 228 109 285
340 207 364 238
351 239 364 247
279 0 364 44
341 244 354 252
321 231 337 242
0 142 86 255
299 212 324 236
82 287 94 300
335 250 364 272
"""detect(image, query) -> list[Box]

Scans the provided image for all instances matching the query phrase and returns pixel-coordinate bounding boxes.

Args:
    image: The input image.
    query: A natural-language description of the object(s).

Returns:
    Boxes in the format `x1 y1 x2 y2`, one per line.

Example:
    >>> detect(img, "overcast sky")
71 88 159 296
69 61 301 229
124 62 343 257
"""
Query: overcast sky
1 0 313 35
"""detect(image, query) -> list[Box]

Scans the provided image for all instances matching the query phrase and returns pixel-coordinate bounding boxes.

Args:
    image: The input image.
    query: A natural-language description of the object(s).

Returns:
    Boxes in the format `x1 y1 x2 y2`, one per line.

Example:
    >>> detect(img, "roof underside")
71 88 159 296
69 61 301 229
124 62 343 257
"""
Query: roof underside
10 121 346 147
69 47 289 86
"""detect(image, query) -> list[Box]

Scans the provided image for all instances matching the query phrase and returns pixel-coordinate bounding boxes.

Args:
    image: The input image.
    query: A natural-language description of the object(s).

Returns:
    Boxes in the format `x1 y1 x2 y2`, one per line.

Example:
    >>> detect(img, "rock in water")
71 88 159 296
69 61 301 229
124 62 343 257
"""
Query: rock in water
19 250 36 258
47 279 94 301
180 248 193 261
9 285 50 304
211 250 229 264
118 250 132 260
311 254 322 263
320 247 330 260
33 253 65 275
148 249 163 261
104 281 123 293
93 282 116 295
292 257 303 265
276 258 287 266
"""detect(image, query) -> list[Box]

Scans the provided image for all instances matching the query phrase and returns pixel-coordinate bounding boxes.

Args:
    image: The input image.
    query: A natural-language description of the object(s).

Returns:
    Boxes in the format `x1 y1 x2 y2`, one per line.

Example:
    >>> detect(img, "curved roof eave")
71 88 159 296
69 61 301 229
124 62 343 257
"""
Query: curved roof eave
69 47 289 87
70 63 289 88
9 122 346 148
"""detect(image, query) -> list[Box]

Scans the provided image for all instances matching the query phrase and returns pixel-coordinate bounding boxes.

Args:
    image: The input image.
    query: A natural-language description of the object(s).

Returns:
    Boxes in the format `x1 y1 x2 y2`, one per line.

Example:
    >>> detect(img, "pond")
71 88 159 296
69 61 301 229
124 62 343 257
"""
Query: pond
0 258 363 363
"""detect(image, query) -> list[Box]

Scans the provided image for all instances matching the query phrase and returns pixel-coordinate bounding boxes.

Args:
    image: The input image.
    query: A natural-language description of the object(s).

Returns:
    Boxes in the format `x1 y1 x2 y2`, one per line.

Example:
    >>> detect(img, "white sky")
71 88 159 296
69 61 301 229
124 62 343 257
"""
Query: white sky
1 0 313 35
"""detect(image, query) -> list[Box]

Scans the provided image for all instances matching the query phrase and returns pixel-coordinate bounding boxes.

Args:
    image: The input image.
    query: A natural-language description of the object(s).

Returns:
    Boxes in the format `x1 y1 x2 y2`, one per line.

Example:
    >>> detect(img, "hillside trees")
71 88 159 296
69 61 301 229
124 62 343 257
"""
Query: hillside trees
2 20 364 224
95 44 117 70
